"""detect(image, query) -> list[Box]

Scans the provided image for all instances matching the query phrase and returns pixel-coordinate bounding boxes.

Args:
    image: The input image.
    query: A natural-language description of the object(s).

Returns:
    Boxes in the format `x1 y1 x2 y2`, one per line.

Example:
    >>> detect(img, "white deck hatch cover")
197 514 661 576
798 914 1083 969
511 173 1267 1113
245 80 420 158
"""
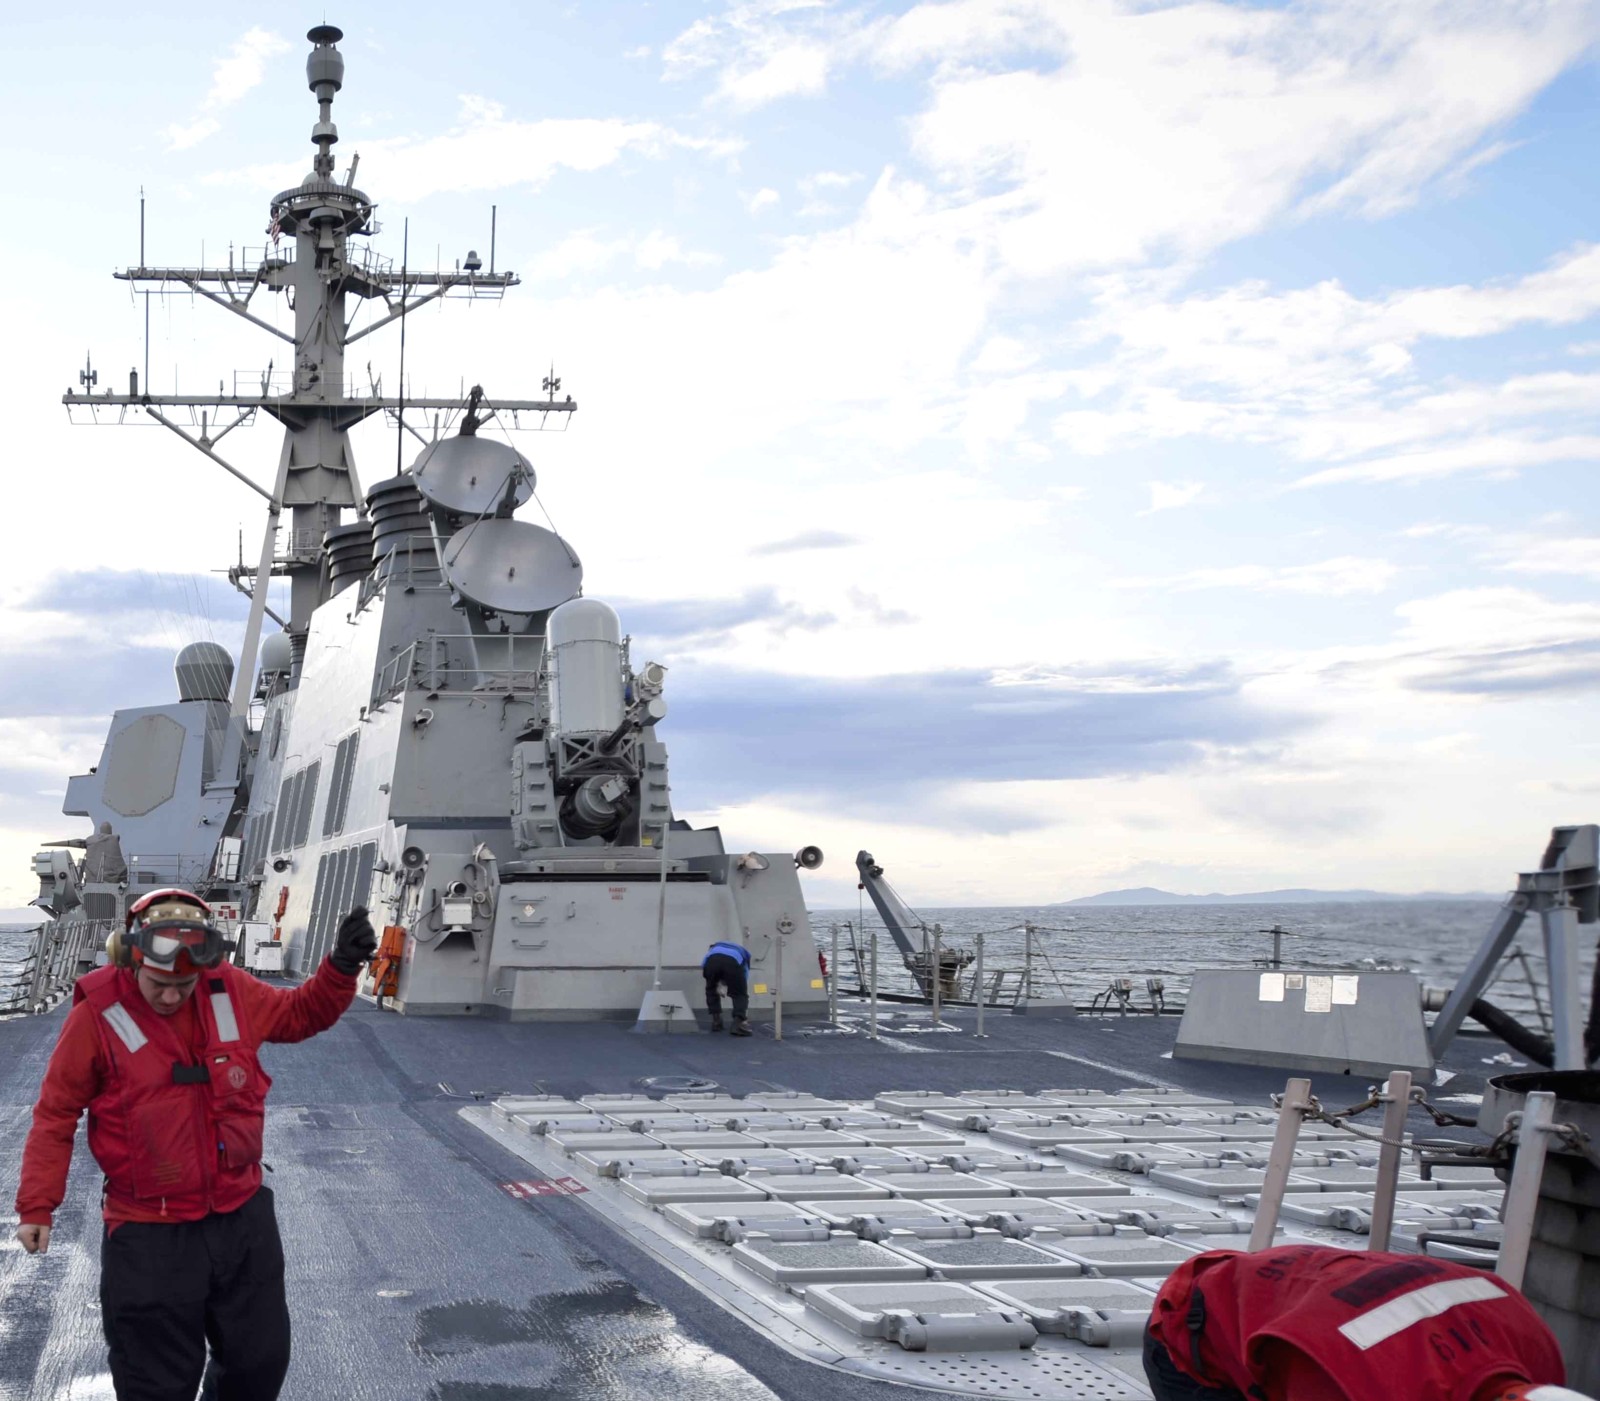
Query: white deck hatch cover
464 1087 1512 1401
618 1174 768 1206
975 1279 1159 1345
732 1234 928 1285
884 1233 1086 1281
662 1198 833 1240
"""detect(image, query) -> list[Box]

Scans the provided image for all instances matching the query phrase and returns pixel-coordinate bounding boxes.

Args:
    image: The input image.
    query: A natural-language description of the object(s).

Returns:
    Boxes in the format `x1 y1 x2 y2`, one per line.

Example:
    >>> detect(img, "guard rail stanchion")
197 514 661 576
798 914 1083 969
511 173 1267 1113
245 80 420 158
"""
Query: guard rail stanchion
774 931 784 1042
1023 928 1034 1003
974 931 987 1039
1248 1077 1312 1251
868 929 879 1041
931 925 942 1028
1367 1069 1412 1251
829 922 840 1027
1497 1090 1556 1289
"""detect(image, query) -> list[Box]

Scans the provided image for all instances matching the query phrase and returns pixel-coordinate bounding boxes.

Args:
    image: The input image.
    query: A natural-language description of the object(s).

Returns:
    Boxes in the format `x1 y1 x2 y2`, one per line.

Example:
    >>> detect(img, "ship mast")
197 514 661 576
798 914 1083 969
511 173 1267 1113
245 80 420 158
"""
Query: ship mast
62 24 574 803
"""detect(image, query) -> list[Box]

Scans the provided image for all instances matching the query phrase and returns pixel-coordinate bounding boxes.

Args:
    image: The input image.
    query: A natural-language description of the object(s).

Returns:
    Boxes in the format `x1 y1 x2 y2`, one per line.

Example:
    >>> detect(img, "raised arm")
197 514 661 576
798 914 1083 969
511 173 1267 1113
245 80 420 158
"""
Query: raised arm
239 910 375 1044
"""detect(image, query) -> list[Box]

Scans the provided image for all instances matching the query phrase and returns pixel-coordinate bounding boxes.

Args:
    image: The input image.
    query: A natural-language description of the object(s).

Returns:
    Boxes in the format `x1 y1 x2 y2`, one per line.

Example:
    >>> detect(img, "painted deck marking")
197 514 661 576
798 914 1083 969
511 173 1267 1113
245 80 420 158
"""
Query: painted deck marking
1043 1048 1182 1089
500 1177 589 1200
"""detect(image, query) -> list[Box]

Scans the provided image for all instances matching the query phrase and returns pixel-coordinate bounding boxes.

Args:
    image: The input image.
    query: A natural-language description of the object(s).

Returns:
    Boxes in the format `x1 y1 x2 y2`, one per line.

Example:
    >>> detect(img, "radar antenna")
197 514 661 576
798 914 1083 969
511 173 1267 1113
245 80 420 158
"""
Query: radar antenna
60 24 577 807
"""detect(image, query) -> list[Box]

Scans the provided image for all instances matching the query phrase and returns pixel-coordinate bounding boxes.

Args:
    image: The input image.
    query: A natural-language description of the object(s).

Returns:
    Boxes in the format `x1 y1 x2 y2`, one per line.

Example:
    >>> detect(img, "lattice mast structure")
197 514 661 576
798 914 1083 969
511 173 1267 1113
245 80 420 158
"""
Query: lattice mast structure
61 24 572 802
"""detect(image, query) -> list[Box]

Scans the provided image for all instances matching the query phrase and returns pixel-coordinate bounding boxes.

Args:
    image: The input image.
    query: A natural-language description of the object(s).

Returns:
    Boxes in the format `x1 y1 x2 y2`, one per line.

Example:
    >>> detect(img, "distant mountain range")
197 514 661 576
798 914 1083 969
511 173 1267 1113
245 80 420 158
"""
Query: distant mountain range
1058 886 1498 907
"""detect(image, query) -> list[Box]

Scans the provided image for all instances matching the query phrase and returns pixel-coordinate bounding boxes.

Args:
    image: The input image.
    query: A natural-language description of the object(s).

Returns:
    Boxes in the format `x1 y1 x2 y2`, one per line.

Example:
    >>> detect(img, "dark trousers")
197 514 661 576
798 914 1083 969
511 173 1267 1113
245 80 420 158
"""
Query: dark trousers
703 954 749 1020
100 1186 291 1401
1143 1327 1248 1401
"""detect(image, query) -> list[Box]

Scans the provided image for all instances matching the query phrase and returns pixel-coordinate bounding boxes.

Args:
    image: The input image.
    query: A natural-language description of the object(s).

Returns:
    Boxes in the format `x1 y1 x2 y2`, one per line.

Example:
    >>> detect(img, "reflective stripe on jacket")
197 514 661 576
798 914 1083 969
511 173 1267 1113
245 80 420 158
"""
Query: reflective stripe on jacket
1149 1247 1564 1401
75 963 271 1214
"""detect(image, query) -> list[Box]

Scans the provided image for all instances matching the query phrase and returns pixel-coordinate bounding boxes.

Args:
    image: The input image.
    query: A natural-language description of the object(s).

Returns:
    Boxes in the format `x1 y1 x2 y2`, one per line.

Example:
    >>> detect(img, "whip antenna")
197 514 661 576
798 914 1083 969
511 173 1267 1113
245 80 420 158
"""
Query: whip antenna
395 217 409 476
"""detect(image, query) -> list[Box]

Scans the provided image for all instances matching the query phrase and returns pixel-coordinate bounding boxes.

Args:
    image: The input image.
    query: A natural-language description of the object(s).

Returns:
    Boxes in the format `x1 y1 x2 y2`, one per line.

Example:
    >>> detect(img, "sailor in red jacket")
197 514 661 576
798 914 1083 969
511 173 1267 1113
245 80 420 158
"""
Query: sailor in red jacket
1145 1244 1585 1401
12 888 376 1401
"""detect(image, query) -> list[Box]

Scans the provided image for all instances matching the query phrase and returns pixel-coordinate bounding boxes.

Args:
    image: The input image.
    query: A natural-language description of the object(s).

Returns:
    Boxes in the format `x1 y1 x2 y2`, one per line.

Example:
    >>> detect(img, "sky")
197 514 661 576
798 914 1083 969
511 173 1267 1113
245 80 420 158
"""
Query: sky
0 1 1598 910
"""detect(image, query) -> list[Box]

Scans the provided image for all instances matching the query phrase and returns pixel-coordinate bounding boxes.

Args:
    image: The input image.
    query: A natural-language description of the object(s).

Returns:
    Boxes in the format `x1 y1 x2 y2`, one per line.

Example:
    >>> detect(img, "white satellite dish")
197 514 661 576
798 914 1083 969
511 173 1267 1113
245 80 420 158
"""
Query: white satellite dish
440 518 582 615
411 435 535 516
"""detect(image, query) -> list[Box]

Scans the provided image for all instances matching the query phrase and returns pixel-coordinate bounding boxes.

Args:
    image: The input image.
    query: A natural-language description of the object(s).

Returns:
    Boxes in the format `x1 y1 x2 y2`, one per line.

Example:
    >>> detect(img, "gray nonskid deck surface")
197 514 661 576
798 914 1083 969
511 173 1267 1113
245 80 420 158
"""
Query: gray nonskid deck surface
0 996 1499 1401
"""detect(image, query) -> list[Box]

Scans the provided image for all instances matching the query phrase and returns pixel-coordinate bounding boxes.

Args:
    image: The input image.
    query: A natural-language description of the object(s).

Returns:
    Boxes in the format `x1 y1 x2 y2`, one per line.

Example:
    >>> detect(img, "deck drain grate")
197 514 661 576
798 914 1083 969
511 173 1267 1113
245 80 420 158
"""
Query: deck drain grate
862 1349 1149 1398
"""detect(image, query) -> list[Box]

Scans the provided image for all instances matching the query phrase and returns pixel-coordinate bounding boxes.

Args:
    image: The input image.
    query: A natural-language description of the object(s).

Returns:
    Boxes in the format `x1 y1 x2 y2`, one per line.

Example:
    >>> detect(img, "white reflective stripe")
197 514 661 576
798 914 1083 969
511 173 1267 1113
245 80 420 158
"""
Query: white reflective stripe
209 990 241 1043
101 1003 148 1054
1337 1276 1508 1351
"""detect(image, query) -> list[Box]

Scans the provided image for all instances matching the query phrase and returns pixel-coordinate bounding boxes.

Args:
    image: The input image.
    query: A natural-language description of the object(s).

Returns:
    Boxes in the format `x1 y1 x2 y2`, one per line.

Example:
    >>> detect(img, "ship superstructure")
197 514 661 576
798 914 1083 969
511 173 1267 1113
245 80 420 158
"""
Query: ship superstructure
36 25 826 1019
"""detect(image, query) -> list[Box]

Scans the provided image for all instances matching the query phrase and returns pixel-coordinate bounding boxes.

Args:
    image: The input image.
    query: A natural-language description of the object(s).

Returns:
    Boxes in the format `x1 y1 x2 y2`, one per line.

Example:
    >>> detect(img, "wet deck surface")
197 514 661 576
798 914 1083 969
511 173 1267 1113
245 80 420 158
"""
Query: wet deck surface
1 996 1498 1400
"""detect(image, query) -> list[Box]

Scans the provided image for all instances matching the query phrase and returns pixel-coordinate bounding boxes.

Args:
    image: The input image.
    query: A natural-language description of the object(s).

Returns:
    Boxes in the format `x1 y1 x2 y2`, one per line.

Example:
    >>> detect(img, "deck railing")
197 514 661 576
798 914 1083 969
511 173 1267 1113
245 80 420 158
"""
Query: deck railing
372 633 546 709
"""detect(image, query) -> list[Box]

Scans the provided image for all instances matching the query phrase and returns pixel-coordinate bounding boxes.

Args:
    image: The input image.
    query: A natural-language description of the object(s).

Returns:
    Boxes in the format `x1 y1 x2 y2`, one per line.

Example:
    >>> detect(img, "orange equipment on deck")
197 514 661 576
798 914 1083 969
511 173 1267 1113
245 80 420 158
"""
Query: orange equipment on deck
369 926 407 1002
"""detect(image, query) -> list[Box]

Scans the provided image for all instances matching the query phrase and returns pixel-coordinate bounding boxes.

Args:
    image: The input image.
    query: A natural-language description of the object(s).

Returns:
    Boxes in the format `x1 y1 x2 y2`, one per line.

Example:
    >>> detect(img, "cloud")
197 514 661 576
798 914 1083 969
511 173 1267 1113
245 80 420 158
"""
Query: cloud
1405 638 1600 697
517 228 719 281
0 568 288 721
634 231 720 271
662 658 1308 807
166 27 290 151
618 587 835 649
215 97 743 202
800 170 864 196
1142 481 1204 514
15 567 248 619
744 187 781 215
750 529 859 555
663 2 842 108
1300 587 1600 699
1490 534 1600 582
1292 434 1600 488
894 0 1593 276
1045 246 1600 490
521 231 632 281
167 118 221 152
658 0 1599 275
1401 523 1492 541
1118 557 1401 597
0 650 180 720
846 588 915 626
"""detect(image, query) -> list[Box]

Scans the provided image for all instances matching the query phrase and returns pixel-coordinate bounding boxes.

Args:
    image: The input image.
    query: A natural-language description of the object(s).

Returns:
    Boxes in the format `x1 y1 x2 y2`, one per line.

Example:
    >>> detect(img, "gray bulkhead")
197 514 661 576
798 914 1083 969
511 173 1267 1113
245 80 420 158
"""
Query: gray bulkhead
63 701 236 891
239 550 826 1020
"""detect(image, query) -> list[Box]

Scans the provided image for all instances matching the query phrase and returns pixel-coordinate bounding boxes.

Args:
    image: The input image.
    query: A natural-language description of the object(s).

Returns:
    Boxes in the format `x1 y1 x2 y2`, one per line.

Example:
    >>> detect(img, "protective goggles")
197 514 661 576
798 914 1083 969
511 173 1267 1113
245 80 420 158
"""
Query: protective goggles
130 921 231 973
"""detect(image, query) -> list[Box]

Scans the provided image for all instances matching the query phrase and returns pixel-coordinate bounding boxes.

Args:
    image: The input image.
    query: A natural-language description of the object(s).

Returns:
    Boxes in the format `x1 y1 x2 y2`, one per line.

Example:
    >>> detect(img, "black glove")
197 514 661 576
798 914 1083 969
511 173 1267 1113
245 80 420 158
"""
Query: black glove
330 907 377 975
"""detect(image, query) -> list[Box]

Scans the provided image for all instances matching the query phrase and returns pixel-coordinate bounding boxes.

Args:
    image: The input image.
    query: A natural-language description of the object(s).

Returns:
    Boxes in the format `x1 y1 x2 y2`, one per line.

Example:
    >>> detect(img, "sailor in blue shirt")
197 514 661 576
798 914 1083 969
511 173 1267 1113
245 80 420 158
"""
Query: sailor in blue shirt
701 942 752 1036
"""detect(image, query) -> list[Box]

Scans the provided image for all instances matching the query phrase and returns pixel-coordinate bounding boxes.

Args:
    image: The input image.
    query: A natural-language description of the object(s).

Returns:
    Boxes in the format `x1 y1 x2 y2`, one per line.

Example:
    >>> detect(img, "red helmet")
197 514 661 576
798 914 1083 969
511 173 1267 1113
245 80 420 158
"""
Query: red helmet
121 888 230 975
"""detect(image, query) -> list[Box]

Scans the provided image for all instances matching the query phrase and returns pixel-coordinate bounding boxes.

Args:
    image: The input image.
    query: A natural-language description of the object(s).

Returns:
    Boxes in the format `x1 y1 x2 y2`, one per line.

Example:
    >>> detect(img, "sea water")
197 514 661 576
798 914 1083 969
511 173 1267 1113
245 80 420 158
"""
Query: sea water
811 898 1585 1027
1 900 1584 1028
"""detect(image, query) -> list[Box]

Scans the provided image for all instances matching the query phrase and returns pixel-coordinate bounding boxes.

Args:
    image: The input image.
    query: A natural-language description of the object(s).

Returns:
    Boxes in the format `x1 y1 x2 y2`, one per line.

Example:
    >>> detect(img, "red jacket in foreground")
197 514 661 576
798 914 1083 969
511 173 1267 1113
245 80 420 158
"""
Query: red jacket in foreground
1149 1246 1565 1401
15 958 355 1229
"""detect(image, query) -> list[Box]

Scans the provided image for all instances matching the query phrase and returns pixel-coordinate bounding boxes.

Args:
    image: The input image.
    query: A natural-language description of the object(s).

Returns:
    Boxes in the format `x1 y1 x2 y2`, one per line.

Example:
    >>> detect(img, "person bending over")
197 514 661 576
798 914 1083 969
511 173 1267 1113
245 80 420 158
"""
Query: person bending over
1145 1244 1586 1401
702 940 752 1036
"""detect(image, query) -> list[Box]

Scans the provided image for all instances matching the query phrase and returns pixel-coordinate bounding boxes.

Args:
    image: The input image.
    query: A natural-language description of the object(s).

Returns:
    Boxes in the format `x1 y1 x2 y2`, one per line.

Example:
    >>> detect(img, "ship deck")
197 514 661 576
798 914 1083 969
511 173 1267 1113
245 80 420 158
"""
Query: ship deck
1 994 1503 1401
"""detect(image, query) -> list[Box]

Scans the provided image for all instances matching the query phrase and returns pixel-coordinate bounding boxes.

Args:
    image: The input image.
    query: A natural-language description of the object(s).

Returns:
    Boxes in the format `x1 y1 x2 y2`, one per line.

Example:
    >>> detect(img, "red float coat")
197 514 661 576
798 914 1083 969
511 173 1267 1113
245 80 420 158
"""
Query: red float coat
14 958 355 1229
1148 1247 1565 1401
